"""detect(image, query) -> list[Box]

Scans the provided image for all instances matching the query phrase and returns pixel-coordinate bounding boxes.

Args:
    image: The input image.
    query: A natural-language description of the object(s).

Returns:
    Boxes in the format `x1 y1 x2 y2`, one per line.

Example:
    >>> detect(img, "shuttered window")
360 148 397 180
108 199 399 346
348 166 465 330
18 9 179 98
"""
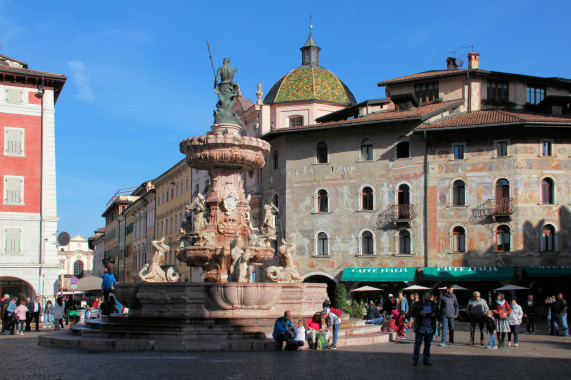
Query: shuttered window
4 227 22 254
4 176 24 204
5 88 23 104
4 128 24 156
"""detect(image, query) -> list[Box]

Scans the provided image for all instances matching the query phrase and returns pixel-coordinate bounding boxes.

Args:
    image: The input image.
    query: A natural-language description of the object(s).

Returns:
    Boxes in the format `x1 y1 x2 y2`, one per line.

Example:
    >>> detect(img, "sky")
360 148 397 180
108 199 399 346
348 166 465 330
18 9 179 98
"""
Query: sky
1 0 570 238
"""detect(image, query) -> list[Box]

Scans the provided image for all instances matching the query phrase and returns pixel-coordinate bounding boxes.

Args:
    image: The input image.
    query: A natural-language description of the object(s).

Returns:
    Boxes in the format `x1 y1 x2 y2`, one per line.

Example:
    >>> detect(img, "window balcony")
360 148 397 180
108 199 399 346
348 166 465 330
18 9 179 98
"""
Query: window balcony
485 198 516 218
375 204 416 227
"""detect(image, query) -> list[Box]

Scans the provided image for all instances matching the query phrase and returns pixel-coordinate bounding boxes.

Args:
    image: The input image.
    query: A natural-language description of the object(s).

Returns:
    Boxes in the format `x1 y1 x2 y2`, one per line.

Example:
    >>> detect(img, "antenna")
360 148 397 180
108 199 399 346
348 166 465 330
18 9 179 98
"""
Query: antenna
206 40 216 79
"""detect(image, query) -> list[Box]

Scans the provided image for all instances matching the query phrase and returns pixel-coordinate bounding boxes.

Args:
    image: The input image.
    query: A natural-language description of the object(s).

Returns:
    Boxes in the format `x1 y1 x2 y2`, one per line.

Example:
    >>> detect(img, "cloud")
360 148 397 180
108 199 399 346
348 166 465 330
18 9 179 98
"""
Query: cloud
68 60 94 102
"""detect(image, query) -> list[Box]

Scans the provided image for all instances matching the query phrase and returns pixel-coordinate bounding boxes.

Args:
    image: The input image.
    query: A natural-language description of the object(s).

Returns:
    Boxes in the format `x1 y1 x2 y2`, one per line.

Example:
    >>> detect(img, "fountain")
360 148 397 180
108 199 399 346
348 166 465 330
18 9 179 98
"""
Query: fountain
39 58 326 352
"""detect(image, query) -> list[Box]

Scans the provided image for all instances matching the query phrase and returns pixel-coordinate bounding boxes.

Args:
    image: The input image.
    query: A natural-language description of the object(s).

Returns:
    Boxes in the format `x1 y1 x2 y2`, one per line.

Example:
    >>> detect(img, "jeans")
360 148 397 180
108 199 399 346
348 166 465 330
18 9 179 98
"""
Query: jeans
332 323 339 346
366 317 384 325
469 316 485 343
487 333 497 347
412 332 433 363
44 313 52 327
18 320 25 333
561 313 568 335
526 314 536 333
507 324 519 343
441 317 454 343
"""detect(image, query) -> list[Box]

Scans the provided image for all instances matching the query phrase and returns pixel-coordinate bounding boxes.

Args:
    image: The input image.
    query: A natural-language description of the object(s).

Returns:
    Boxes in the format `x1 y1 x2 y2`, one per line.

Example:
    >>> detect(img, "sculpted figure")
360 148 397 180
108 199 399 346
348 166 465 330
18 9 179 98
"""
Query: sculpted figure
229 236 244 281
180 204 192 234
236 249 252 283
262 202 279 237
139 238 180 282
244 194 258 232
265 238 302 283
190 193 207 233
213 57 240 125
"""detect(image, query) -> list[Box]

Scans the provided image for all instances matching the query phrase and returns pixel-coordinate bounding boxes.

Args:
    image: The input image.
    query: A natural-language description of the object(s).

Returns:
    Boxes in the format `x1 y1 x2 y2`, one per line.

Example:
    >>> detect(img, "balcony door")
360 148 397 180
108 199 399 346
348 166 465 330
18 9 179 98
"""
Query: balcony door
495 179 510 213
398 184 410 219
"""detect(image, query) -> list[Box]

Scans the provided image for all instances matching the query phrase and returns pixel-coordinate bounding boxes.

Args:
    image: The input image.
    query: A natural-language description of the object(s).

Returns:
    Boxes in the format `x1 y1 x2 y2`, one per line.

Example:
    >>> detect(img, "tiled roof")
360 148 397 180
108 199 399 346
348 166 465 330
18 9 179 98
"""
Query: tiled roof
264 66 356 105
0 63 66 79
263 99 463 137
419 109 571 130
378 70 470 86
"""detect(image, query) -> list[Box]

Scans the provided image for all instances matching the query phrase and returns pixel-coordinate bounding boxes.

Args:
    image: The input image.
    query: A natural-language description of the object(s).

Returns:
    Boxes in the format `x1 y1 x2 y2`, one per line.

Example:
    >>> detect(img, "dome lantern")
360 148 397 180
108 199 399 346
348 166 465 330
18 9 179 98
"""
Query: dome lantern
300 25 321 67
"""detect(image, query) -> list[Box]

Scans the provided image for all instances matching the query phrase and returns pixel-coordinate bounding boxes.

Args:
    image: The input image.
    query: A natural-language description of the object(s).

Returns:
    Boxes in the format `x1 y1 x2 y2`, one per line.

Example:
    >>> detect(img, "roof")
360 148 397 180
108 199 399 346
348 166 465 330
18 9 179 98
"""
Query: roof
315 98 391 123
301 29 320 49
264 65 356 105
378 68 571 87
263 99 463 138
418 109 571 130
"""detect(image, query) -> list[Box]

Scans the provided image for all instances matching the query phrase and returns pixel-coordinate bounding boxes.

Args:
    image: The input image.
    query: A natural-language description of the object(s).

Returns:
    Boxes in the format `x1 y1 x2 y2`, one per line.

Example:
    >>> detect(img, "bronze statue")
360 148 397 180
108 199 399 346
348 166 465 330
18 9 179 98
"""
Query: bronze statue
213 58 240 125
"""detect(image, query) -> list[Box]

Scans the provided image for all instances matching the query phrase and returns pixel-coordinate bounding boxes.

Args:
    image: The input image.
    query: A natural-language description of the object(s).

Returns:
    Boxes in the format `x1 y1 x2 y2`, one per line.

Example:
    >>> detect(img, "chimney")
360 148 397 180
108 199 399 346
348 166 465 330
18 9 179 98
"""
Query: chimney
468 52 480 69
446 57 458 70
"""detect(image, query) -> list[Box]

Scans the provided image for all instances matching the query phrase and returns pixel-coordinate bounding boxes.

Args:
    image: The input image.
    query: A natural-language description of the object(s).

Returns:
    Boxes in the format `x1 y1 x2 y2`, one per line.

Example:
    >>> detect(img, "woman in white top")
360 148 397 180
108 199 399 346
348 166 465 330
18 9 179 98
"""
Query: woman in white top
507 298 523 347
53 297 65 331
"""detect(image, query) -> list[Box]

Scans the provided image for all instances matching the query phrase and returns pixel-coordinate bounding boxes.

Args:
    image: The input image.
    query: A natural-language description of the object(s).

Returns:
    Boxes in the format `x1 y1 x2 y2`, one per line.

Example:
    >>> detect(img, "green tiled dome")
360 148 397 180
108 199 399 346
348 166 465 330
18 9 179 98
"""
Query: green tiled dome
264 66 356 105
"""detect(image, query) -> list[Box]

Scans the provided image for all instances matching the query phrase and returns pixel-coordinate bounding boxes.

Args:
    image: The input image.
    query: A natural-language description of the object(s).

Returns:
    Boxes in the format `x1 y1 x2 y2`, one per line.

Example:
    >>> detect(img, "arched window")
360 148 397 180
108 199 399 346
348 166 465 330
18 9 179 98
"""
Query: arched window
273 194 279 209
542 224 555 251
73 260 84 277
273 150 279 169
495 178 510 213
496 225 511 252
398 184 411 219
453 180 466 206
542 178 554 204
318 189 329 212
399 230 411 254
361 231 374 255
361 139 373 161
317 233 329 256
316 142 328 164
361 187 374 210
396 137 409 159
452 226 466 253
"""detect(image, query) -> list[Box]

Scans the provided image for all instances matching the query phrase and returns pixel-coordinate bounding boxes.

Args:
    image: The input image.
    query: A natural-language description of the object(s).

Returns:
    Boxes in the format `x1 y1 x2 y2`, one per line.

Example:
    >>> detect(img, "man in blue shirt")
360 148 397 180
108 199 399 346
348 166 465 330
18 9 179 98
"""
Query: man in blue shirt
411 293 440 366
101 267 117 315
272 311 294 350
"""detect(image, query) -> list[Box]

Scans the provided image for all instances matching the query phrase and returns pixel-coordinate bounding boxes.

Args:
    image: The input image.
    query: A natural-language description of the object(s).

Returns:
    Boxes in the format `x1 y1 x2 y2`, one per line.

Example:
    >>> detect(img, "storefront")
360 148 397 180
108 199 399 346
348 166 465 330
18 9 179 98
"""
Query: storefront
0 278 37 301
341 267 417 298
522 266 571 301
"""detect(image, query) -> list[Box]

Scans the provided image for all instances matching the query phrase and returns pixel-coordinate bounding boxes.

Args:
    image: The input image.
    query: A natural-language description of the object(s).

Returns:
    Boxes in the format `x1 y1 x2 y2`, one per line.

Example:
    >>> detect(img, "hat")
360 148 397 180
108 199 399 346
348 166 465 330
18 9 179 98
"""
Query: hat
322 300 331 308
388 293 394 298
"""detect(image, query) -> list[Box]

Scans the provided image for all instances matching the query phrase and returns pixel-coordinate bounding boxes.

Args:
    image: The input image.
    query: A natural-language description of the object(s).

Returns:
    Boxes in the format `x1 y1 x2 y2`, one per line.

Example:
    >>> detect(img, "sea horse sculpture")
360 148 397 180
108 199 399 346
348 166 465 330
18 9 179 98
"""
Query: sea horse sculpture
139 237 181 282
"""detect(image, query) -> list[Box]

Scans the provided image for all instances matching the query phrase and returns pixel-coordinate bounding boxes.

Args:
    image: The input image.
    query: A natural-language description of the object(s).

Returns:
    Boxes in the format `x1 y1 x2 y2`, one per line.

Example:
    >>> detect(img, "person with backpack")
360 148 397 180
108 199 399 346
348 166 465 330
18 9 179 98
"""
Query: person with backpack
322 300 342 350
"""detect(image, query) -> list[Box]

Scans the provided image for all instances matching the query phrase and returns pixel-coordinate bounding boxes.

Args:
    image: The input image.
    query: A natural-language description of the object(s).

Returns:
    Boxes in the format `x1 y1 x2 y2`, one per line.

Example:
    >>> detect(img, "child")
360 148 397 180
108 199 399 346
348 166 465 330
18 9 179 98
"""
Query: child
396 310 407 339
288 320 306 350
485 310 498 349
14 300 28 336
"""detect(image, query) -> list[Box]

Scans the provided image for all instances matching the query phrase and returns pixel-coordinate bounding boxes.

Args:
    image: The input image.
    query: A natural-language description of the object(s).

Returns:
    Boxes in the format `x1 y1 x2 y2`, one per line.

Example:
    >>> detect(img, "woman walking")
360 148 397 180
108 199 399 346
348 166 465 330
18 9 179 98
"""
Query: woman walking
44 300 54 328
53 297 65 330
507 298 523 347
494 293 511 347
14 300 28 335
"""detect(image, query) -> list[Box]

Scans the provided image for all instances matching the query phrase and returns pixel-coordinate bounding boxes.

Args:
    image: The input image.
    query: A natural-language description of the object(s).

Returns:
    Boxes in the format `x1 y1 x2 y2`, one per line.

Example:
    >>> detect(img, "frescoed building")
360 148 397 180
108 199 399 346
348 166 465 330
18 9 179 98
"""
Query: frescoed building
0 54 66 301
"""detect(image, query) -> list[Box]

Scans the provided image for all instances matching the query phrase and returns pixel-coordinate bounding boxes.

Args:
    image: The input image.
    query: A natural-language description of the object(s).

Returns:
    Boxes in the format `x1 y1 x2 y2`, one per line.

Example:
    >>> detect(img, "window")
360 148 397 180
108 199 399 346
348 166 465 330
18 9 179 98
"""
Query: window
452 226 466 253
541 140 552 156
175 185 178 198
541 178 554 204
361 231 374 255
527 85 545 105
360 139 373 161
397 184 411 219
4 227 21 254
174 215 178 232
4 127 24 156
171 188 174 199
273 150 279 169
496 140 508 157
317 233 329 256
399 230 411 254
273 194 279 209
186 178 189 191
289 116 303 127
3 176 24 205
452 180 466 206
487 79 509 101
317 190 328 212
542 225 555 251
496 225 511 252
454 144 465 160
415 81 439 103
73 260 84 277
396 137 409 159
5 88 22 104
316 142 328 163
361 187 374 210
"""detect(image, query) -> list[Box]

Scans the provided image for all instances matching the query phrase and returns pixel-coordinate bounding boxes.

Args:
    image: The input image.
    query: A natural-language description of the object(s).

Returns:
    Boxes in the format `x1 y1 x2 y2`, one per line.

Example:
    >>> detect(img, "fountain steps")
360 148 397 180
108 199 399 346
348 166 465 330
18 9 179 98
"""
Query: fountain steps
38 317 394 351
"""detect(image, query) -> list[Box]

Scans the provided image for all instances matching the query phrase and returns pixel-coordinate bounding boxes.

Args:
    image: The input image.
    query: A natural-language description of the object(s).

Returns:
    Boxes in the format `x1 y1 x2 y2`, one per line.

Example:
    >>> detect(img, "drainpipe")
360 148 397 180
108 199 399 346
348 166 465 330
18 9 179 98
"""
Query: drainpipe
467 71 472 112
423 130 429 268
38 77 45 296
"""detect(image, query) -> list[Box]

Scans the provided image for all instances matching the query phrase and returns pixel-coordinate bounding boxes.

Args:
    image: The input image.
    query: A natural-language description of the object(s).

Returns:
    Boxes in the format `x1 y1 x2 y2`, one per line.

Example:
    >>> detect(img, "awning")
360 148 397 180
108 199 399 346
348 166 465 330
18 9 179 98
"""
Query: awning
423 266 514 281
524 266 571 278
76 275 103 292
341 267 416 282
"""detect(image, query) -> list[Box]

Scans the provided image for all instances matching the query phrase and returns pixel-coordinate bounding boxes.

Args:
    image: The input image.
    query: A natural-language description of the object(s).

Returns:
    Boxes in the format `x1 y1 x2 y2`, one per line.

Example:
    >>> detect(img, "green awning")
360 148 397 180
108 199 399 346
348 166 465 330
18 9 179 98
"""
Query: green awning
341 267 416 282
524 266 571 278
423 266 514 281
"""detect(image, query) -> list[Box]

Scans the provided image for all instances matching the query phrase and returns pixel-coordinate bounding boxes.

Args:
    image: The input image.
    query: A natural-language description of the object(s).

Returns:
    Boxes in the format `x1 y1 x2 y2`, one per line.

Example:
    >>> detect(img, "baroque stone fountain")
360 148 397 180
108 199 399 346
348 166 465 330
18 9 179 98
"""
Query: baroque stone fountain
39 58 326 352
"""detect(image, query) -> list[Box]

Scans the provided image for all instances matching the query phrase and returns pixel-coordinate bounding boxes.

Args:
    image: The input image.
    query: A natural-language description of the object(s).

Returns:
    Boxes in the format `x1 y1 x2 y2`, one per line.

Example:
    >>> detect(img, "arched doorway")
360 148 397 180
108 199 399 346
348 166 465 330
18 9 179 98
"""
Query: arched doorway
0 276 37 302
303 273 338 304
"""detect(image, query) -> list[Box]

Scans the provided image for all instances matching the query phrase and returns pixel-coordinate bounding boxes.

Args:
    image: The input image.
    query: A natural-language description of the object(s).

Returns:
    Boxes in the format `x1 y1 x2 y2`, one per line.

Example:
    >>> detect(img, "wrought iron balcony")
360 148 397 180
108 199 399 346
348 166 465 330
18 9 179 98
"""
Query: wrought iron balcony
375 204 416 227
485 198 516 217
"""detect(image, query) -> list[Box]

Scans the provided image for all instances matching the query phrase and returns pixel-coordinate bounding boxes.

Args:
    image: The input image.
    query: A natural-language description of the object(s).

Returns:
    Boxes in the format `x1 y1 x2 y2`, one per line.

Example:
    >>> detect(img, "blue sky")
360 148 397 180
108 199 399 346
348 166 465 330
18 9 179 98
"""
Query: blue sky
1 0 569 238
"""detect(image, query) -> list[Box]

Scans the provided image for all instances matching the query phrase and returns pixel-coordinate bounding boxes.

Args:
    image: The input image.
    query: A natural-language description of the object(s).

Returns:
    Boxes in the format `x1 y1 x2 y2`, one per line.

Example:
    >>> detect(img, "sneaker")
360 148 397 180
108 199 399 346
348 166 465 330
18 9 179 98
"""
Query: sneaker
485 345 492 349
508 342 512 346
439 342 445 346
449 342 454 345
397 336 406 340
20 331 23 335
514 343 518 347
468 342 474 345
491 345 498 349
330 345 337 350
532 332 536 335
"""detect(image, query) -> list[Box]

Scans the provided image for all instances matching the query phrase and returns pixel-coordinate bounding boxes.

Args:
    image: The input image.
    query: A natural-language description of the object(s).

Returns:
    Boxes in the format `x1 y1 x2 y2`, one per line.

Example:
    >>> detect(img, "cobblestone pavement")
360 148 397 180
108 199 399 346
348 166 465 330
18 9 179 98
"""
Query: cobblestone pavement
0 322 569 380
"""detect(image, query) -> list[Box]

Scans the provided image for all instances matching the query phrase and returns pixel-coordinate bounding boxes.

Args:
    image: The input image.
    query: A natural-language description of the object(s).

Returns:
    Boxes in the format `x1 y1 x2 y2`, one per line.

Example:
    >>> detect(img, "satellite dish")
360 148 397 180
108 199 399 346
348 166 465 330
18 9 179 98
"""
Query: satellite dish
57 232 70 246
455 58 464 68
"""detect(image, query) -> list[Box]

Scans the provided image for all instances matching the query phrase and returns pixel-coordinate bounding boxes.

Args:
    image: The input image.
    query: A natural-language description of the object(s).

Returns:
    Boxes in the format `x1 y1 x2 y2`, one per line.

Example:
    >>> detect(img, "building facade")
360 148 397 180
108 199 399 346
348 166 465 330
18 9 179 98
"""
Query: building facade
0 54 66 301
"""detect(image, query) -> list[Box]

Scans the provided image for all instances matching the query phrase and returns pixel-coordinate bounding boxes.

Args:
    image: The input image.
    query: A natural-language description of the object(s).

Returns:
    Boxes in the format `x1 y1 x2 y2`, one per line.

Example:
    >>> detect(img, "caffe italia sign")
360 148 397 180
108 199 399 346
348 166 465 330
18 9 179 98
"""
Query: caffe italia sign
341 267 416 282
423 266 514 281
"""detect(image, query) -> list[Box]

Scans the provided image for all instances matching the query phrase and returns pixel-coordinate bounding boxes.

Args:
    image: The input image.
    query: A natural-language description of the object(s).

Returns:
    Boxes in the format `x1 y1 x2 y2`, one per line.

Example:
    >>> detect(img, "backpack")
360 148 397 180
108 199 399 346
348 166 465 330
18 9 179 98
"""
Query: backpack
316 331 329 350
331 308 342 318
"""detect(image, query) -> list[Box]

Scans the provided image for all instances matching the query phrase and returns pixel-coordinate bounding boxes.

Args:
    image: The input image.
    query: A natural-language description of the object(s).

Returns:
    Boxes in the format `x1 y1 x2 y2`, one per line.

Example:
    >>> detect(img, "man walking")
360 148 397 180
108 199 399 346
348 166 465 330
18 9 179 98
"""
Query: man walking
438 285 459 346
24 297 32 331
466 291 488 345
523 294 537 335
26 296 41 331
411 292 440 366
557 293 568 336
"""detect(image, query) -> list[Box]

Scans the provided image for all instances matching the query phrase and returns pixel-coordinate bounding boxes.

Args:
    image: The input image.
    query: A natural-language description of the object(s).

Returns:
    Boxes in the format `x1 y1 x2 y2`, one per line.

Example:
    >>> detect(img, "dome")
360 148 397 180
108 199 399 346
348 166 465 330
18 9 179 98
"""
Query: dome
264 66 356 105
263 27 356 106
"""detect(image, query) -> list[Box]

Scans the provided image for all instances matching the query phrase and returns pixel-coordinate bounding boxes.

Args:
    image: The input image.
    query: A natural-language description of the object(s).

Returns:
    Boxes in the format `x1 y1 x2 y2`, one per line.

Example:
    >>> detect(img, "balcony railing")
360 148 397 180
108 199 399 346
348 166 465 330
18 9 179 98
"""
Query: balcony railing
485 198 516 217
375 204 416 227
